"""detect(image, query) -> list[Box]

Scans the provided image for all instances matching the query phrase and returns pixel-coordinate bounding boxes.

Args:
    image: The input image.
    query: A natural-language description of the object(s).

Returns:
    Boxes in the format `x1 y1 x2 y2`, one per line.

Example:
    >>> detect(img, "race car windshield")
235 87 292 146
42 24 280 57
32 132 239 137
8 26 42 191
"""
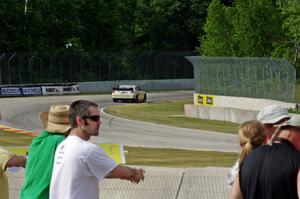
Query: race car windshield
115 88 134 91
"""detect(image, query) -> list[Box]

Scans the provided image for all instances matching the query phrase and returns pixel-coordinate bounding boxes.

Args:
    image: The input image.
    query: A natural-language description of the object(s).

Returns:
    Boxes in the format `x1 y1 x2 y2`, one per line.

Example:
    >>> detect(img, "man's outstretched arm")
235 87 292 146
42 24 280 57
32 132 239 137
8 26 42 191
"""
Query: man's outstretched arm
5 155 26 169
106 165 145 183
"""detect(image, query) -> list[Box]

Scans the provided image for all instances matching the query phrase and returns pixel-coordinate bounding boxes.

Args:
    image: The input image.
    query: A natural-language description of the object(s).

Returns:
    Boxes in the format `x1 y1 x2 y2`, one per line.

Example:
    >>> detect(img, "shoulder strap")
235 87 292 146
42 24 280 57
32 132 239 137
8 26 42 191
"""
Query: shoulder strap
276 137 295 149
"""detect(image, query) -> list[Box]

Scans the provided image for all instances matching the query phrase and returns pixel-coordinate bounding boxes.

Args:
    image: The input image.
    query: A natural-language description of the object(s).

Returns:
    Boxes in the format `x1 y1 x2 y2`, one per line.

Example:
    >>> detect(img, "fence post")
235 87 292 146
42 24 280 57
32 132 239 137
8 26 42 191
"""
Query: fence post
8 53 16 85
0 53 6 85
175 171 185 199
29 52 37 83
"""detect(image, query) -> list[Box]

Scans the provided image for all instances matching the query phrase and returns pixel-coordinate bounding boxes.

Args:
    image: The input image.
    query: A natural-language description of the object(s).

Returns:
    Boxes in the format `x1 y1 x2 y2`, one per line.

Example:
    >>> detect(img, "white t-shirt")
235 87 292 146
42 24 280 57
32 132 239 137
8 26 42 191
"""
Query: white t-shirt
226 160 239 190
50 136 118 199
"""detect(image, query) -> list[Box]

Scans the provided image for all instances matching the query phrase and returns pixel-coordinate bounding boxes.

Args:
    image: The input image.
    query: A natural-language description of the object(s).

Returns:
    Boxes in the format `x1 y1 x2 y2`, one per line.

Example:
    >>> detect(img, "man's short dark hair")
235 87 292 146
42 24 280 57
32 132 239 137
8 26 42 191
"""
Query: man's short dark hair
70 100 98 128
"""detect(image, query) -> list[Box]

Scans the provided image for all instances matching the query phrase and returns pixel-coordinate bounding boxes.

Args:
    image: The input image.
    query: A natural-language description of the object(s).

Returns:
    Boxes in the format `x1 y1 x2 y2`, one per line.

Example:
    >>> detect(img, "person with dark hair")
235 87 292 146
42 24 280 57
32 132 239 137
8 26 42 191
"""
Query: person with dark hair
20 104 71 199
50 100 145 199
230 115 300 199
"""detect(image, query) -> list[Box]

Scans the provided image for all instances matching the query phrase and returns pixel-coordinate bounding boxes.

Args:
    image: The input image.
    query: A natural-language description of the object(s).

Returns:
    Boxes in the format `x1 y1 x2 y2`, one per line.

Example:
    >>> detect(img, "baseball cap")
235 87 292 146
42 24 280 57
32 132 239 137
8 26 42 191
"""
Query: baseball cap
278 115 300 128
257 104 290 124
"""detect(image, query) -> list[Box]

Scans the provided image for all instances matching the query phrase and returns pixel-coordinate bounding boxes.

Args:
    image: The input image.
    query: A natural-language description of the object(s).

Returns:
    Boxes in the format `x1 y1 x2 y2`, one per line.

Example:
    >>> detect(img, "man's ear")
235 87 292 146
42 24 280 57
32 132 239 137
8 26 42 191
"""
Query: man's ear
76 116 84 126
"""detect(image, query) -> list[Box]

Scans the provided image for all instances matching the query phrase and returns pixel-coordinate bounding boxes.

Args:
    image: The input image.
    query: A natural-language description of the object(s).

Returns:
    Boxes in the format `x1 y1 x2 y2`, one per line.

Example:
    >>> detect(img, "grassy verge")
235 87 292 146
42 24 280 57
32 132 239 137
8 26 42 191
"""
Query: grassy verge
124 146 238 168
295 84 300 103
106 99 239 134
0 131 34 146
1 130 238 167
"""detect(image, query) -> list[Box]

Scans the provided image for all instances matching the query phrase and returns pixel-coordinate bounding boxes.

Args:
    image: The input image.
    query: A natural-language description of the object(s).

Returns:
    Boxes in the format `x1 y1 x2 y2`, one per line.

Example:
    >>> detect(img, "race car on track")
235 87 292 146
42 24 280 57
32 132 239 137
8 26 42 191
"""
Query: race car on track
112 85 147 103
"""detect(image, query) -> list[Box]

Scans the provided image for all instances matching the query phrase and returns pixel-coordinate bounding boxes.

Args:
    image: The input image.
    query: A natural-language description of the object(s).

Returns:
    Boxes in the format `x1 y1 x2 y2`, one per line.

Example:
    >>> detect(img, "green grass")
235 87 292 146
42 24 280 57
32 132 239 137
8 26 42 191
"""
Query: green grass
0 130 238 167
106 99 239 134
295 84 300 103
0 131 34 146
124 146 238 168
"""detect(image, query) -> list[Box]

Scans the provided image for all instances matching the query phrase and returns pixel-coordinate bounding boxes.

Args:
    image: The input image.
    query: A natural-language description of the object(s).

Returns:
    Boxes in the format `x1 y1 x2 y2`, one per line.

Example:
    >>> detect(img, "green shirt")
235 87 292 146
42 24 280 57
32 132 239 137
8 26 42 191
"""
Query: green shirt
20 130 65 199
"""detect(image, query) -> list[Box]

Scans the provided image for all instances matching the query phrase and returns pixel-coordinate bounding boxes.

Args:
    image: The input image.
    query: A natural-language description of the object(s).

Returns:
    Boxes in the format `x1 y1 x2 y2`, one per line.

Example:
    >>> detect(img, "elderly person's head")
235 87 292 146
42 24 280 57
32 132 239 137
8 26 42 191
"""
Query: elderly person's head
257 105 290 143
275 115 300 151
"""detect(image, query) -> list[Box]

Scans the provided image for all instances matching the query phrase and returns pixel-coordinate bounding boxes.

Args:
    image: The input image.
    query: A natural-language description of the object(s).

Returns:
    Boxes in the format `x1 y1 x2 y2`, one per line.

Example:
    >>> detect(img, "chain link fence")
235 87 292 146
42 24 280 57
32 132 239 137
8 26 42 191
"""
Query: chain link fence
8 167 229 199
186 56 296 102
0 52 197 85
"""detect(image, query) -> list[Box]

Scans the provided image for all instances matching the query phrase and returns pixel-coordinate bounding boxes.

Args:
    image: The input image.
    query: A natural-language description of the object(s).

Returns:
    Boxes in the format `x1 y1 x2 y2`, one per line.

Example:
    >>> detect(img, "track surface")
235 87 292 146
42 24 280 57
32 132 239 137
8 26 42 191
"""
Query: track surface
0 91 239 152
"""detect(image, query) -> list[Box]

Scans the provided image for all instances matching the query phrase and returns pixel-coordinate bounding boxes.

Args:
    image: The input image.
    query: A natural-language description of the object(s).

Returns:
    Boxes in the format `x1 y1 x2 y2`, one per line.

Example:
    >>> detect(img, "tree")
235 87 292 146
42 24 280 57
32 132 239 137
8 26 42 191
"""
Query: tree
78 0 124 52
0 0 26 51
272 0 300 68
200 0 283 57
25 0 82 51
233 0 282 57
200 0 234 56
136 0 210 51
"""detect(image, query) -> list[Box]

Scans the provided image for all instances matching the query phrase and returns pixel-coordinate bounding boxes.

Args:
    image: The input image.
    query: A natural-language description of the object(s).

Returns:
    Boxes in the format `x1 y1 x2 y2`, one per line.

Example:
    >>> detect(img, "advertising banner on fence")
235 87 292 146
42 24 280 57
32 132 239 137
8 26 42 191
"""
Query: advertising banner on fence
0 87 22 96
42 86 63 95
0 84 80 97
42 84 80 95
62 84 80 94
194 93 215 106
22 87 43 96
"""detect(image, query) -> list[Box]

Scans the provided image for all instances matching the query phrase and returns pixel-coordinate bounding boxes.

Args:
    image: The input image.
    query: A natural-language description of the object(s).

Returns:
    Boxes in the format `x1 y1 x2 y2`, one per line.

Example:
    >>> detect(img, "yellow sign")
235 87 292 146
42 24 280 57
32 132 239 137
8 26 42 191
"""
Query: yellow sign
6 147 29 156
194 93 215 106
5 143 125 164
98 143 125 164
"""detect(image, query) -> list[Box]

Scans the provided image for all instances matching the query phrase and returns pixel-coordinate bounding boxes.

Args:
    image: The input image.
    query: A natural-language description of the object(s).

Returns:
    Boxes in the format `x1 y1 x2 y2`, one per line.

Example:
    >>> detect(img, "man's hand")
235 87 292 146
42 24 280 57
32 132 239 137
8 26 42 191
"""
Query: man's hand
106 165 145 183
6 155 26 168
129 168 145 184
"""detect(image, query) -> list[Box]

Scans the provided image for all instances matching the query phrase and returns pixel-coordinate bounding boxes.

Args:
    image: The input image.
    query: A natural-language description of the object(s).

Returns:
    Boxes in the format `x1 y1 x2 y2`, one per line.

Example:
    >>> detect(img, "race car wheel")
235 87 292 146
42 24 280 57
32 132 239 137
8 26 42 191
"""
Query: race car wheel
134 95 139 103
142 94 147 103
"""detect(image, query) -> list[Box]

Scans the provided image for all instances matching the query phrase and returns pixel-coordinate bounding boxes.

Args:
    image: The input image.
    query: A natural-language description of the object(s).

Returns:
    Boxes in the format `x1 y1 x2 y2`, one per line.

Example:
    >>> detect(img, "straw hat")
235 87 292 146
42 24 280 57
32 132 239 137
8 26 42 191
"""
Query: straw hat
39 104 71 133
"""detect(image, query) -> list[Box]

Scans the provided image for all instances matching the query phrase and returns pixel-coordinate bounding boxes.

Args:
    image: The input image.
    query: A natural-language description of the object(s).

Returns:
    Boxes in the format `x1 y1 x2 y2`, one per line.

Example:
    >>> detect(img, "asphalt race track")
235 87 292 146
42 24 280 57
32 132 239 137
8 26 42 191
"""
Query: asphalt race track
0 91 239 152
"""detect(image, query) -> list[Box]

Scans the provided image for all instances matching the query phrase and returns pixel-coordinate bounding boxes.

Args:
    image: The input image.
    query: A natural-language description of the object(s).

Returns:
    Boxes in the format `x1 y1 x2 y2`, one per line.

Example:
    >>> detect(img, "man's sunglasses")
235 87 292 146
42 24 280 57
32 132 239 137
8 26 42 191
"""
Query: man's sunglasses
83 115 101 122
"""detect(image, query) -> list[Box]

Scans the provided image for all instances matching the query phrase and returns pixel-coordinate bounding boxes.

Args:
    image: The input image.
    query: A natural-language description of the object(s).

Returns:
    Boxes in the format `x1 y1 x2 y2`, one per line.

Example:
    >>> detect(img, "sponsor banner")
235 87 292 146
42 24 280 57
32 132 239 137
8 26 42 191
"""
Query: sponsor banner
62 84 80 94
22 87 43 96
194 93 215 106
42 86 63 95
6 143 125 164
206 95 214 106
0 87 22 96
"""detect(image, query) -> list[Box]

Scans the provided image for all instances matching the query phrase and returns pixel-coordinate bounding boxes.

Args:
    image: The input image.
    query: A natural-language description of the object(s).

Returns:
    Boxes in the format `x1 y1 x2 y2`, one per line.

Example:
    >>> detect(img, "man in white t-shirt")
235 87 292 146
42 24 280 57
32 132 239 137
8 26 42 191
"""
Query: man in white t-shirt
50 100 145 199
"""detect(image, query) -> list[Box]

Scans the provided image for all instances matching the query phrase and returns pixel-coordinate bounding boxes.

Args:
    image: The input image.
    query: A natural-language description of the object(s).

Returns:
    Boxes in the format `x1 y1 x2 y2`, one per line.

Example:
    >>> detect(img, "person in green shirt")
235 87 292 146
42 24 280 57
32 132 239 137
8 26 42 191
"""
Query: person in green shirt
20 104 71 199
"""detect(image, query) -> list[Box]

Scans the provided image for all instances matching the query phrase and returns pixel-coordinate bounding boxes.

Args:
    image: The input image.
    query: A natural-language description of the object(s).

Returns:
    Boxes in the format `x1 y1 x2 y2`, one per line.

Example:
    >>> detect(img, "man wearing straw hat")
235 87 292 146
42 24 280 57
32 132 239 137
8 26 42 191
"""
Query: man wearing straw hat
50 100 144 199
20 104 71 199
230 115 300 199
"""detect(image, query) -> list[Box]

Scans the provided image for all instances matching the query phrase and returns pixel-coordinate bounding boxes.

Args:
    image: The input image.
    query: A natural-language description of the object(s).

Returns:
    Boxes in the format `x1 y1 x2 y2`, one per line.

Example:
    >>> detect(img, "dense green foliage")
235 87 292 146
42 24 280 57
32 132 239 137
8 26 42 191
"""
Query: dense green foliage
0 0 211 52
201 0 300 75
2 0 300 82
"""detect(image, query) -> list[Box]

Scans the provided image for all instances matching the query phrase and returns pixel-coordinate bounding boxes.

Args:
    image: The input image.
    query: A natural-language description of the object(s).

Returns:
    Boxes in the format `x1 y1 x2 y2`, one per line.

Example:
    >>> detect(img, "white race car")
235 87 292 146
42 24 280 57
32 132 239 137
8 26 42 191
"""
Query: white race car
112 85 147 103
